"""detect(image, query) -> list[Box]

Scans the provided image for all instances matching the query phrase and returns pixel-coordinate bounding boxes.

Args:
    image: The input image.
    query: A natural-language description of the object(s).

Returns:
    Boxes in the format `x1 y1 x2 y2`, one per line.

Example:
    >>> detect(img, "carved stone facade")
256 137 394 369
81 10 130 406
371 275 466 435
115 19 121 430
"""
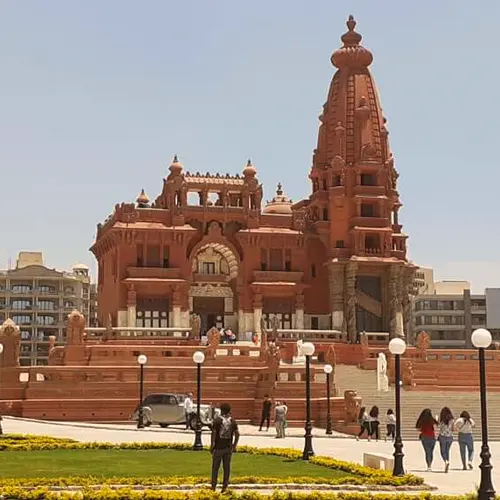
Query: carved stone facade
90 16 415 339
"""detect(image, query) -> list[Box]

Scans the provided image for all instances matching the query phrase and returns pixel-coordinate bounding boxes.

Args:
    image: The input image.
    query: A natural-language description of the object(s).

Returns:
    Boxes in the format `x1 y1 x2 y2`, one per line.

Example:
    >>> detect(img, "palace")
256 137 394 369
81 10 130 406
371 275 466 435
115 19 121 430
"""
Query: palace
91 16 415 340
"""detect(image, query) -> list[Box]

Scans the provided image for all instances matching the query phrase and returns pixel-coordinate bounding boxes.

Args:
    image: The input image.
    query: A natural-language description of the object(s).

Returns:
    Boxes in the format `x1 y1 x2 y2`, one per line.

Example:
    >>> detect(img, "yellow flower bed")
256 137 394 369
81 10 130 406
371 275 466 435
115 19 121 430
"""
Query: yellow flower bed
0 435 423 487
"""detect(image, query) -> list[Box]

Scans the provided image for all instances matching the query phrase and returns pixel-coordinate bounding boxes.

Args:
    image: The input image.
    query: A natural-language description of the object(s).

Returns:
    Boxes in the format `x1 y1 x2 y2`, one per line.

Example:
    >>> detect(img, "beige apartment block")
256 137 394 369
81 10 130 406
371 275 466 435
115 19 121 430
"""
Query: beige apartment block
0 252 94 366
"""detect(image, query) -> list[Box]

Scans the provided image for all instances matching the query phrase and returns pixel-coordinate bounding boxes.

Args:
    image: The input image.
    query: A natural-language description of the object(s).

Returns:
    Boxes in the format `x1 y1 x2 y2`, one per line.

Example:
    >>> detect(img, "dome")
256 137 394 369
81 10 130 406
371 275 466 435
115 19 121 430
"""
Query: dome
169 154 183 175
136 188 150 207
262 183 293 215
72 263 89 270
243 159 257 177
331 15 373 69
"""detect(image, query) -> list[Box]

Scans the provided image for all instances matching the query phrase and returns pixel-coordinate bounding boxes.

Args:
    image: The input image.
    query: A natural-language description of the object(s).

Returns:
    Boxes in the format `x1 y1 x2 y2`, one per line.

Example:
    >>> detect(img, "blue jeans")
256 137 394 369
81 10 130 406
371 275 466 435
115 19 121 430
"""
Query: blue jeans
458 433 474 467
438 435 453 462
420 436 436 467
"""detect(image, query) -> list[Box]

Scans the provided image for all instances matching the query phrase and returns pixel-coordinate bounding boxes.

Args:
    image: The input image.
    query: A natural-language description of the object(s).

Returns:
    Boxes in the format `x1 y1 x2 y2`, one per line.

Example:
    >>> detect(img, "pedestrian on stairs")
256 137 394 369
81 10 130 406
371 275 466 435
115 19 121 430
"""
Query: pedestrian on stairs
385 409 396 441
416 408 438 471
356 407 371 441
437 406 455 473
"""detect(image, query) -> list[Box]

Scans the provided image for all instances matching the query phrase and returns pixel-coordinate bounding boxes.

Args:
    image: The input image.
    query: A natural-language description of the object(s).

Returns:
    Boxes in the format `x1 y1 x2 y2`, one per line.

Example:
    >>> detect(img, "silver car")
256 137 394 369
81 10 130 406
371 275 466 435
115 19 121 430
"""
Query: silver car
131 393 217 429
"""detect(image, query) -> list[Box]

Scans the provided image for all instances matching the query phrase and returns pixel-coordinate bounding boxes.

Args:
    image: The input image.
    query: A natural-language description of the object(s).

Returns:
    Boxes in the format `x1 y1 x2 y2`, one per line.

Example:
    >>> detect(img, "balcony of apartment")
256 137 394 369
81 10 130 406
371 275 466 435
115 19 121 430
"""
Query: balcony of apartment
36 286 60 297
10 286 34 296
127 266 181 280
252 270 304 283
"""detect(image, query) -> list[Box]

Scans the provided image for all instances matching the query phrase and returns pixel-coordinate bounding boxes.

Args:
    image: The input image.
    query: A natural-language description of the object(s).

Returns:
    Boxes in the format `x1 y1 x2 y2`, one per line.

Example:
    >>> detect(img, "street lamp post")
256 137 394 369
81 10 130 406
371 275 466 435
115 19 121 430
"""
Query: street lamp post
323 364 333 435
302 341 315 460
192 350 205 451
137 354 148 429
388 337 407 477
472 328 496 500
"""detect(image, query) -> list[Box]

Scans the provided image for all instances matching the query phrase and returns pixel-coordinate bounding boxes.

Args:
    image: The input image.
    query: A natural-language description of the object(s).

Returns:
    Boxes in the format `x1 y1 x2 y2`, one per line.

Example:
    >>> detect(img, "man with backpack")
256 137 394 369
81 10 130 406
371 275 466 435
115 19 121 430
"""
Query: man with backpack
210 402 240 492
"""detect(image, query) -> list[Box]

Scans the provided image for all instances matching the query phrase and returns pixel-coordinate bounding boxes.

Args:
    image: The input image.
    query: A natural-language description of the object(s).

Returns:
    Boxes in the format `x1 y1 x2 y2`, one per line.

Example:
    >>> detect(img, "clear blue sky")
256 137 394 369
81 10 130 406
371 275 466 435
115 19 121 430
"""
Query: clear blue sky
1 0 498 292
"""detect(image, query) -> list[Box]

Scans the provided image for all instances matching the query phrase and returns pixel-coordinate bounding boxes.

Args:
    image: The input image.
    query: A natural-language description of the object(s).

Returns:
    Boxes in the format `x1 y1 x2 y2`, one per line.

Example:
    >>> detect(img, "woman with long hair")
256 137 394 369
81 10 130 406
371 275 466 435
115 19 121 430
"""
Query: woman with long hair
368 406 380 441
454 410 475 470
438 407 455 473
356 406 371 440
416 408 438 471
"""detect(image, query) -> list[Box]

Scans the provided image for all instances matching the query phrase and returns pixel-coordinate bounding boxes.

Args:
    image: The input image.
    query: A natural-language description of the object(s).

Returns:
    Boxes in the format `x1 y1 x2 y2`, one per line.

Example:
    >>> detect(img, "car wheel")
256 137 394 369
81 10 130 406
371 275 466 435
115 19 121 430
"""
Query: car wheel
189 414 198 431
141 414 151 427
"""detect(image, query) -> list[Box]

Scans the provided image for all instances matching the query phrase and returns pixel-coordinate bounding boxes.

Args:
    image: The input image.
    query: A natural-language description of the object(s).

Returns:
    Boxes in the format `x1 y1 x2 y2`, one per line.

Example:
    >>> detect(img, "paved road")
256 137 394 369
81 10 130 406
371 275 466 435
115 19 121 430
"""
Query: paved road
3 417 498 495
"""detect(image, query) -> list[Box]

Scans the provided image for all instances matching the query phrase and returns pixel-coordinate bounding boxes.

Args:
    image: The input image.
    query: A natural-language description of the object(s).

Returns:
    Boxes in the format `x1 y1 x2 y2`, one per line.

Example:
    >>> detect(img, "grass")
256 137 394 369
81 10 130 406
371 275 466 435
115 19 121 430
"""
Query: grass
0 449 353 480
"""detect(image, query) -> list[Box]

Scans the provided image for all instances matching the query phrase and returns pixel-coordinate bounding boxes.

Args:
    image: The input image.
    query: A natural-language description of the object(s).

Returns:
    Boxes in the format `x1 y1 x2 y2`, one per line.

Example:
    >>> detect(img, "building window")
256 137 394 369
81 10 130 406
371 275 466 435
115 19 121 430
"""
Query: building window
38 301 55 311
136 244 144 267
37 315 56 326
311 264 316 278
269 249 282 271
12 285 31 294
365 234 380 251
20 330 31 340
260 249 268 271
64 286 74 294
311 317 319 330
40 285 57 294
360 173 376 186
136 298 169 328
322 179 327 190
12 315 31 325
335 240 344 248
146 245 161 267
322 208 329 221
284 249 292 272
12 300 31 310
201 262 216 274
332 175 341 187
360 204 376 217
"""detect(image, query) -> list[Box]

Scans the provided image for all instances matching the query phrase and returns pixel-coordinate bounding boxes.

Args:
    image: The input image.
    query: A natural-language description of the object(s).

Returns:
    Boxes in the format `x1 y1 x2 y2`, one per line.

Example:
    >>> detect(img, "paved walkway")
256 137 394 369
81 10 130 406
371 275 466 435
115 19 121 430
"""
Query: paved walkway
3 417 499 495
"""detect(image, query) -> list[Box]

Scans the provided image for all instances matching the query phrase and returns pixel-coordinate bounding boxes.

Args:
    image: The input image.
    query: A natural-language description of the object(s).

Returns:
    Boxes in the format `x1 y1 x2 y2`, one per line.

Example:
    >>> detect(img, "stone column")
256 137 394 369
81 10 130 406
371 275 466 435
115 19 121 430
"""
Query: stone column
401 266 415 342
329 263 344 330
253 293 262 334
389 266 404 338
127 288 137 327
344 261 358 343
172 286 182 333
295 293 305 330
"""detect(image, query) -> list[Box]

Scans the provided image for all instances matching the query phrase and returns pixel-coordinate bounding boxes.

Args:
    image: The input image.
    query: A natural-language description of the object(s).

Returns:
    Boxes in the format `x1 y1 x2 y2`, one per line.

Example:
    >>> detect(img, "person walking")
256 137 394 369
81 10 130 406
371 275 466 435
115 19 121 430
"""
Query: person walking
368 406 380 441
416 408 438 471
454 410 475 470
183 392 194 430
282 401 288 438
259 395 272 431
210 402 240 493
437 407 455 473
385 409 396 442
275 401 286 438
356 406 371 441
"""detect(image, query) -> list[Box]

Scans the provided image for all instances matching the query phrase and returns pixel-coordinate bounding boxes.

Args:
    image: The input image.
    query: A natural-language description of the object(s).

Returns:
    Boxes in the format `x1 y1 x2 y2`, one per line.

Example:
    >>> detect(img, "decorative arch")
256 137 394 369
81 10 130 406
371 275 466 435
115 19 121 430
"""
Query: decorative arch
189 239 241 280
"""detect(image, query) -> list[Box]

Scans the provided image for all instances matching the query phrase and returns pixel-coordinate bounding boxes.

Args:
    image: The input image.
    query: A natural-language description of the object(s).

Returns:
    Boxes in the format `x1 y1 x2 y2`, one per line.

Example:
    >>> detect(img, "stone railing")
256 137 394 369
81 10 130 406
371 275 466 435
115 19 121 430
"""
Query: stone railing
84 327 192 341
276 329 345 341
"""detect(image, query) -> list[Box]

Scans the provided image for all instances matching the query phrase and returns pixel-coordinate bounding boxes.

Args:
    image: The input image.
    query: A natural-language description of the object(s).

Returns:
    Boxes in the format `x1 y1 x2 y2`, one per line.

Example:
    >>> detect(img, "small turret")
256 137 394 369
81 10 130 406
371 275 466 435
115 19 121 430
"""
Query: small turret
136 188 150 208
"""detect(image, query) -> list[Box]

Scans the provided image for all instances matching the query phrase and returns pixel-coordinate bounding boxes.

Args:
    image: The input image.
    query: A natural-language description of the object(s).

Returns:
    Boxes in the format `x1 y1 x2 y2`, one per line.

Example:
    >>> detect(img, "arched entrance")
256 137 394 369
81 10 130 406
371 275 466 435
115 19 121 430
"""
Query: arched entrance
189 242 239 334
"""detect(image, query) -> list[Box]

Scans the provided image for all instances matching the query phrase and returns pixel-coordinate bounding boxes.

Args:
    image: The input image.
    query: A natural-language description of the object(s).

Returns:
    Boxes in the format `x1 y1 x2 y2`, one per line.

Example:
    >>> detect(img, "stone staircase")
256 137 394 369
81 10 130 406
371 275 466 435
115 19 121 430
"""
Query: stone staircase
334 365 500 440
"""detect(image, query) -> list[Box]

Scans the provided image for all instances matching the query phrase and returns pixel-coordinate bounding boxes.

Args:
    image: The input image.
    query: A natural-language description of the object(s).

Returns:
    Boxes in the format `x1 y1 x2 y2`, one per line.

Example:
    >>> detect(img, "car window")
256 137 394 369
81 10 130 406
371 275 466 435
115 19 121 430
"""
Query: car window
144 394 162 405
159 395 177 405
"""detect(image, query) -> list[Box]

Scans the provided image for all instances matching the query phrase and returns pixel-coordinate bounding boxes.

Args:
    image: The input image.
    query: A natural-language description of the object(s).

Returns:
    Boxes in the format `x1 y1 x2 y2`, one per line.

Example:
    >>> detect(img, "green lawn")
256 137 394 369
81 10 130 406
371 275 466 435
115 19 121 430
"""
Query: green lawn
0 449 352 480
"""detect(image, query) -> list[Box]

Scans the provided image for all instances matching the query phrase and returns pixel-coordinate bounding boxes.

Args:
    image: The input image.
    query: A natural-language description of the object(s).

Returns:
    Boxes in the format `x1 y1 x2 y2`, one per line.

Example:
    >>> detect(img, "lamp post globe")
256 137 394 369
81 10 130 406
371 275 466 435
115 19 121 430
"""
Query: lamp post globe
302 341 315 459
389 338 407 356
192 350 205 451
389 337 406 477
193 351 205 365
136 354 147 429
323 364 333 435
472 328 495 500
472 328 492 349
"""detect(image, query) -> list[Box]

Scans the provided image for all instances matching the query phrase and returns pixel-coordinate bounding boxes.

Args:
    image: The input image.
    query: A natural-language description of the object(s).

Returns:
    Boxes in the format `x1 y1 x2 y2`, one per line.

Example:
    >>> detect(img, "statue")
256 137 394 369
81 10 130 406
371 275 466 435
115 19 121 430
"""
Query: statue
360 331 369 349
344 390 361 423
296 339 304 357
66 310 85 345
206 326 221 359
325 344 337 368
377 352 389 392
189 313 201 340
270 315 280 337
416 331 431 361
0 318 21 368
259 317 268 357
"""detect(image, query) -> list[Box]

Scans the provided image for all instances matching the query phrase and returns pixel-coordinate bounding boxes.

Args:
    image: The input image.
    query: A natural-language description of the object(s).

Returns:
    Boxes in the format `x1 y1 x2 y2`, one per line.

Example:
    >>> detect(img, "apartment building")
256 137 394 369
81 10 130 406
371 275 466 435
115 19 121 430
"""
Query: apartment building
412 279 500 348
0 252 92 366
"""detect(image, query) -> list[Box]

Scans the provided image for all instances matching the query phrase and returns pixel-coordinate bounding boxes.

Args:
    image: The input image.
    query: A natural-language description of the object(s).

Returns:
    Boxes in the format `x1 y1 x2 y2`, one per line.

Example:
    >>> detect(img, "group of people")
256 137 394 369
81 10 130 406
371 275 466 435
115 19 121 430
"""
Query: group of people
259 395 288 438
356 406 396 442
219 327 237 344
416 407 475 472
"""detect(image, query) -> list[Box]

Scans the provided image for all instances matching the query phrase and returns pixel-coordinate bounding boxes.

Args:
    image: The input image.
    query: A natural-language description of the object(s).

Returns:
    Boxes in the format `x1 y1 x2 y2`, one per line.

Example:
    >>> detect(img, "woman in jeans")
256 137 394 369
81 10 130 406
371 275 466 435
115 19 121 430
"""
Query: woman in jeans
368 406 380 441
437 407 455 473
356 407 371 440
416 408 437 471
454 410 475 470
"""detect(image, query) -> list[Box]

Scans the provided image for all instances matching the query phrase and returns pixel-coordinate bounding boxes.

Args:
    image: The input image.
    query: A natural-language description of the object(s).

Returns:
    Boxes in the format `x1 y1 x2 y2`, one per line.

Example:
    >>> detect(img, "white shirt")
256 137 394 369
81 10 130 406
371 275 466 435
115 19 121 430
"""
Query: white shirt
184 397 194 413
455 417 475 434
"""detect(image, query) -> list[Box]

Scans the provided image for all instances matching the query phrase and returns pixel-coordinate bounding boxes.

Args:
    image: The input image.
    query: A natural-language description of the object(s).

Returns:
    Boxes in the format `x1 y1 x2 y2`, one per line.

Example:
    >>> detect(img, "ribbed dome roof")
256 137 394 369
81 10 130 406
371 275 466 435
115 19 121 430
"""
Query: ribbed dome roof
262 183 292 215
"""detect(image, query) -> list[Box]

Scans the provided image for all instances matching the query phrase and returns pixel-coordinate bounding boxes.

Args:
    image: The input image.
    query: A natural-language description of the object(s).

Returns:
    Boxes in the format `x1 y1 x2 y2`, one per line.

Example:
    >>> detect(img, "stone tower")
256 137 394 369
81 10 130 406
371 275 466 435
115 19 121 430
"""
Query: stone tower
308 15 415 341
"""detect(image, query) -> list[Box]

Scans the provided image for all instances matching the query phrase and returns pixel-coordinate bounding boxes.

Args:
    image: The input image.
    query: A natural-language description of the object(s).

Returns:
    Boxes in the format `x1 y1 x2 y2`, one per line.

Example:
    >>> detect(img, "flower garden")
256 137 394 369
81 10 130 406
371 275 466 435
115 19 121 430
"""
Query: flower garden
0 434 448 499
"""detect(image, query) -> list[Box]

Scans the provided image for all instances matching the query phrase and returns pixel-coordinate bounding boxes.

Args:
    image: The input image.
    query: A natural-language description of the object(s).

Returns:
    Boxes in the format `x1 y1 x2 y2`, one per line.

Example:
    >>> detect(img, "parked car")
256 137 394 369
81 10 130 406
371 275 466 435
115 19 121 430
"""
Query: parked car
131 393 217 429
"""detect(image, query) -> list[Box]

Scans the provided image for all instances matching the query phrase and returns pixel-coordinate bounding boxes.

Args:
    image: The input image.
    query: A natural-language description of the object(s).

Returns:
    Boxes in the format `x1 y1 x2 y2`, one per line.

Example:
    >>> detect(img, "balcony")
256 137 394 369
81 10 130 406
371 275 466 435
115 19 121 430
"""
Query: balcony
127 267 181 280
252 270 304 283
353 185 386 196
192 273 229 284
351 216 390 228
